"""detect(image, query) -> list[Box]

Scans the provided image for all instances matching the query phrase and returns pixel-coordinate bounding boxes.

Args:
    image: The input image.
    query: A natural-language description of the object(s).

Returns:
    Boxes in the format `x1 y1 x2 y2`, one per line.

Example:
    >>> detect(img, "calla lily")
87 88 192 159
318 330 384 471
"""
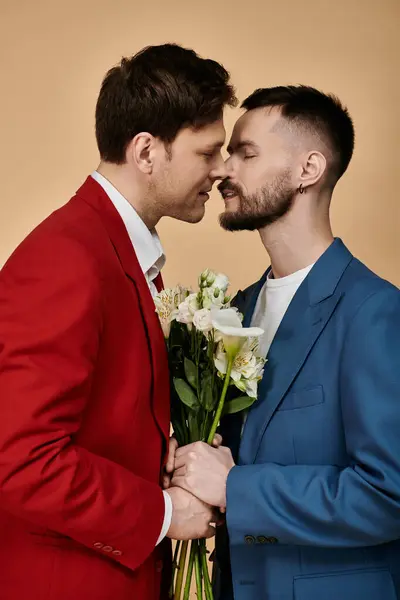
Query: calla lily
211 308 264 358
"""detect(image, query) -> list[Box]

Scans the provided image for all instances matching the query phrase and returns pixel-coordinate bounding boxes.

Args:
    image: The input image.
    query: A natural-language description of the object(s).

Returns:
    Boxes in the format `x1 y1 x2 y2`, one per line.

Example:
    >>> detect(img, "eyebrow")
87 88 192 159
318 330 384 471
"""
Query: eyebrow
203 141 225 152
226 140 260 155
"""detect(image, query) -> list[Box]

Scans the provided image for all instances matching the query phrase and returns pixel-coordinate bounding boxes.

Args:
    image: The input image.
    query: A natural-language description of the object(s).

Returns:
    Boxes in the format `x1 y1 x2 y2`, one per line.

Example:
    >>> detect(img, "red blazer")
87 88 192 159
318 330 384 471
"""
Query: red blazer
0 176 171 600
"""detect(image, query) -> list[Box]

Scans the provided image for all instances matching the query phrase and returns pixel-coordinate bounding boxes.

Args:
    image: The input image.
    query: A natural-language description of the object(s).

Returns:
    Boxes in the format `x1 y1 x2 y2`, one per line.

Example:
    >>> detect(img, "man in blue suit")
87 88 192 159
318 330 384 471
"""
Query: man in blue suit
171 86 400 599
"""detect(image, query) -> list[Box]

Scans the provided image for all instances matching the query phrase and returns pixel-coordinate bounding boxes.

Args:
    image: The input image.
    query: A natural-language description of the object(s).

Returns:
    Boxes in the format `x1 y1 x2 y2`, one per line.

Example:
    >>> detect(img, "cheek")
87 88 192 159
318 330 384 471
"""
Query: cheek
240 161 278 192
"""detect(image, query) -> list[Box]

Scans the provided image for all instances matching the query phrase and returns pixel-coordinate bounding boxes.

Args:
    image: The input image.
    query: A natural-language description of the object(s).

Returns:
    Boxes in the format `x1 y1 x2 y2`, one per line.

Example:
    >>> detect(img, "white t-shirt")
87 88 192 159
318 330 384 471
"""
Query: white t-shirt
251 263 315 358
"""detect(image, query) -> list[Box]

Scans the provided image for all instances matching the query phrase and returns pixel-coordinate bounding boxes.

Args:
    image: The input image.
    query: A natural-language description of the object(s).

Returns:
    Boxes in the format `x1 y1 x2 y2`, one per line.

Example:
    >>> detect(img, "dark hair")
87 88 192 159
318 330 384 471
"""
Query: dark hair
242 85 355 182
95 43 237 163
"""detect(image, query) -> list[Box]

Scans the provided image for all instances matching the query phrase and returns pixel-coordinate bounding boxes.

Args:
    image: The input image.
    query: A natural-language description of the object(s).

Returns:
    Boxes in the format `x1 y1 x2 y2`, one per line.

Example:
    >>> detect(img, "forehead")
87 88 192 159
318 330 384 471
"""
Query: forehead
176 118 226 148
229 107 282 148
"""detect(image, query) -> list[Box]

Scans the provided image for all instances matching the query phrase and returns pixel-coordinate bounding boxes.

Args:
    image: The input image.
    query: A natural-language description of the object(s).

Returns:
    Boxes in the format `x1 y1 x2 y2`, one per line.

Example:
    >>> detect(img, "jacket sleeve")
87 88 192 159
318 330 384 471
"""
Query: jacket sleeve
226 287 400 548
0 233 164 571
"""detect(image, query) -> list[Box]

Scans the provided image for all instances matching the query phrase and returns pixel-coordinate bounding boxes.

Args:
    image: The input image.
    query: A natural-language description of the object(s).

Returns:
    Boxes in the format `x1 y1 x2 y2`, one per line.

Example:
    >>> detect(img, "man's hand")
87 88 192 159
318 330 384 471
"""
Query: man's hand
165 487 217 540
171 442 235 509
163 434 223 489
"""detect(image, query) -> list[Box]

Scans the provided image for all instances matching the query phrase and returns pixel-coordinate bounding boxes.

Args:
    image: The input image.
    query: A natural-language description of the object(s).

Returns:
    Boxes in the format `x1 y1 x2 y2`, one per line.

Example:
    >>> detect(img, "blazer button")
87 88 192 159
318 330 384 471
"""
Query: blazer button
244 535 255 545
257 536 268 544
267 537 278 544
103 545 113 552
93 542 104 549
112 550 122 556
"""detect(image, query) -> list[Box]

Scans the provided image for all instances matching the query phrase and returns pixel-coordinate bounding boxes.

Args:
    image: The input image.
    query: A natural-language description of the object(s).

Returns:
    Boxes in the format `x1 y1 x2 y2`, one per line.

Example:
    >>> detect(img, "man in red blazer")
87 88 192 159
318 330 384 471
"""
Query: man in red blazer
0 44 236 600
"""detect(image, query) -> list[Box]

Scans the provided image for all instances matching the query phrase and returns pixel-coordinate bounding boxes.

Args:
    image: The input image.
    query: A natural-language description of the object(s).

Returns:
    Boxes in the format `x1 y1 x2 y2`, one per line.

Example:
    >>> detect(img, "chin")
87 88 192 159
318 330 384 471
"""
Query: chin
183 207 206 224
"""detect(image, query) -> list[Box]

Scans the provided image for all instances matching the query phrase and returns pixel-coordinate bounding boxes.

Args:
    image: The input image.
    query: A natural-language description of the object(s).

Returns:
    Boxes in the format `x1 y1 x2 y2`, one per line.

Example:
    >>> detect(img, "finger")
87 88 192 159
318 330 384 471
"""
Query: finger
212 434 223 448
171 466 186 479
174 448 195 471
163 474 171 489
170 474 189 493
204 525 216 539
166 437 179 473
174 444 192 466
210 508 220 523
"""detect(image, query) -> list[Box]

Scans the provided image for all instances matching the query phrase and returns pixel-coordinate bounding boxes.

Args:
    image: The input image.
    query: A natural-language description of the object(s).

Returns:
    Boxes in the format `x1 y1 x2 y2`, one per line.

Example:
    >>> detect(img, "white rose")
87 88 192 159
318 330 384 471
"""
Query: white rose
210 273 229 294
177 293 200 324
192 308 213 333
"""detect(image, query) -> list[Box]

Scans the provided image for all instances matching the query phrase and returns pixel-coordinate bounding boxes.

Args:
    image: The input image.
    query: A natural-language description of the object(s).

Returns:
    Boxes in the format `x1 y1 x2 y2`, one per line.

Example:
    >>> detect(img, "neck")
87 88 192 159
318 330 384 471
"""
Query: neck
96 161 160 229
259 192 334 278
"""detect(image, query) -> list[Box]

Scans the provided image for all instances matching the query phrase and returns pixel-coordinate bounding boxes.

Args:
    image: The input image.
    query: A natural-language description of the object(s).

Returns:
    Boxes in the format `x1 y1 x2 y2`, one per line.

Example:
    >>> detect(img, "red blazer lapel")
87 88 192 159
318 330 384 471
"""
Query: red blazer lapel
75 176 170 444
154 273 164 293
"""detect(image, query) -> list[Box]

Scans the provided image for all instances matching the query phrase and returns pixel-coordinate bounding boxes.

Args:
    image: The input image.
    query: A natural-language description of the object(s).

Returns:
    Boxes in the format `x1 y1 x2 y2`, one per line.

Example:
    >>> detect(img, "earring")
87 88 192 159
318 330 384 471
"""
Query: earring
299 184 306 194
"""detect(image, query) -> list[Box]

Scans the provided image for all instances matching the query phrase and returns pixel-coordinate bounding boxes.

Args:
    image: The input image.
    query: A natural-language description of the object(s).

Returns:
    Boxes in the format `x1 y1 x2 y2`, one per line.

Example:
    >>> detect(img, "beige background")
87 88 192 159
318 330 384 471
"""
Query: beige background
1 0 399 290
0 0 399 596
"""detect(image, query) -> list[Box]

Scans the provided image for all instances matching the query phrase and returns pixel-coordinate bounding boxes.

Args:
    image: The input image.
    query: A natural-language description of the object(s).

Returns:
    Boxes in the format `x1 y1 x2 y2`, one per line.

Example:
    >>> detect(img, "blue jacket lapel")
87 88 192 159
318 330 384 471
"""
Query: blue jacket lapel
239 238 353 464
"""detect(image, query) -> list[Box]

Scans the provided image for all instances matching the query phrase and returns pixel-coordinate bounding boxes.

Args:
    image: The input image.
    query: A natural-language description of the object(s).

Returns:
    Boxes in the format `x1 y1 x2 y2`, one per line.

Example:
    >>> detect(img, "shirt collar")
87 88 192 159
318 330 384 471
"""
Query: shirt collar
91 171 165 279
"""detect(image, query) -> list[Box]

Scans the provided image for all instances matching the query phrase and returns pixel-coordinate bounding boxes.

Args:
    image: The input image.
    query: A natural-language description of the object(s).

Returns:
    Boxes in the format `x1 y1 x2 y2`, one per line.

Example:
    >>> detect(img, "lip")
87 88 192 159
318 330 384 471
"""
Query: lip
221 191 238 201
199 191 210 200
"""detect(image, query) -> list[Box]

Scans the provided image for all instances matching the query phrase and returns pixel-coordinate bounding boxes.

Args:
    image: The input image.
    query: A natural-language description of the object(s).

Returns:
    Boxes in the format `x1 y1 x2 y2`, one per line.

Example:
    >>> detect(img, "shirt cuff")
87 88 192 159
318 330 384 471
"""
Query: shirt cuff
156 490 173 545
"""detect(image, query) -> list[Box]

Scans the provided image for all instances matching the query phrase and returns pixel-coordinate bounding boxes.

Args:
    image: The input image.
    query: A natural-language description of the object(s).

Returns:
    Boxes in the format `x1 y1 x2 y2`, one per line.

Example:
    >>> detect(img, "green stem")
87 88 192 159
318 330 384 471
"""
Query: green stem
200 413 208 442
194 541 203 599
174 540 189 600
206 358 233 445
183 541 196 600
180 403 188 446
199 539 213 600
170 540 181 598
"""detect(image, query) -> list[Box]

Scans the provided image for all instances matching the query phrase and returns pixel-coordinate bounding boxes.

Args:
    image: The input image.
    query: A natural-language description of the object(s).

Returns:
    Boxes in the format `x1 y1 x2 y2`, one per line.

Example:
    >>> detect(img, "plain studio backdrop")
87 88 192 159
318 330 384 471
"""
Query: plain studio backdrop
0 0 399 597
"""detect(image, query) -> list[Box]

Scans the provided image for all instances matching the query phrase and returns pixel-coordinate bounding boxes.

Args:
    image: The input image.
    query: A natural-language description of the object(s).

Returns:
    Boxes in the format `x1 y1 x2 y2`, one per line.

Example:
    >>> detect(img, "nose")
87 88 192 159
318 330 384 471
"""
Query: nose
209 154 228 182
224 154 234 175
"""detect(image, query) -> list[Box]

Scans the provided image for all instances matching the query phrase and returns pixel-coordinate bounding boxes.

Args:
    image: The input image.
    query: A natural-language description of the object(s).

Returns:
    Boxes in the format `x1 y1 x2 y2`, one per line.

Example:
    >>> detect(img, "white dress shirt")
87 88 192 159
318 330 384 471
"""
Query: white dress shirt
91 171 172 546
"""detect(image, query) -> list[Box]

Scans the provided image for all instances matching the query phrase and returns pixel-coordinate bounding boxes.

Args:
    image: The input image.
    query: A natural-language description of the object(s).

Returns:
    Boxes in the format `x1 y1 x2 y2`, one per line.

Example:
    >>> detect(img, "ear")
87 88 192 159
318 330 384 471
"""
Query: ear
126 133 157 174
298 151 327 189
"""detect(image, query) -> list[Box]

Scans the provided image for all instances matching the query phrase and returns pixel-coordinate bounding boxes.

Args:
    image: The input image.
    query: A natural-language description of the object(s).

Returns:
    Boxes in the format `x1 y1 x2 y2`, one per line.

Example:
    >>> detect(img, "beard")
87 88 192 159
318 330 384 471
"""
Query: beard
219 168 295 232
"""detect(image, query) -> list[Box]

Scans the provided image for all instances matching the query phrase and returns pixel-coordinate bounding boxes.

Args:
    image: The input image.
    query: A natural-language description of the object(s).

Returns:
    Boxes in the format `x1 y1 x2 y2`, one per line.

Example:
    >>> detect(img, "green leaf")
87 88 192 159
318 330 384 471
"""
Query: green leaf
184 357 198 390
222 395 256 416
173 378 199 410
200 371 216 411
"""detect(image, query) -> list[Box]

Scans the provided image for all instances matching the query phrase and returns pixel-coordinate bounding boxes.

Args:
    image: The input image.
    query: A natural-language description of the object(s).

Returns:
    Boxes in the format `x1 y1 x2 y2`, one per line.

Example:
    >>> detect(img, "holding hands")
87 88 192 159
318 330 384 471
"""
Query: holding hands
164 435 235 540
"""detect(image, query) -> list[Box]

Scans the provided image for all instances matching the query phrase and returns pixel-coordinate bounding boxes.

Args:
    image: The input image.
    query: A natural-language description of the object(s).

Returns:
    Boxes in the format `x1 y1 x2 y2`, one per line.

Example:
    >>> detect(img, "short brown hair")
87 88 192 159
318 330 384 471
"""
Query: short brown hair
242 85 355 183
95 43 237 163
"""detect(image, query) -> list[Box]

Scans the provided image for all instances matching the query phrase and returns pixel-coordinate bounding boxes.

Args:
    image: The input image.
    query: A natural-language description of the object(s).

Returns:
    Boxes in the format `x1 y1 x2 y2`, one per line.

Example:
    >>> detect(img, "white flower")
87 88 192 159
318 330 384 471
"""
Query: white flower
202 287 226 310
211 273 229 294
214 338 265 398
154 285 190 338
199 269 229 294
211 307 264 358
192 308 213 333
177 293 200 325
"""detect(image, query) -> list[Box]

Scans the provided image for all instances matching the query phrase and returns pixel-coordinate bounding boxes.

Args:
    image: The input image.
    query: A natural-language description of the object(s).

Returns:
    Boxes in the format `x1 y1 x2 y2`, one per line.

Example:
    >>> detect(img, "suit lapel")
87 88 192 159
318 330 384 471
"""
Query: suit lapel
239 239 353 464
76 177 170 444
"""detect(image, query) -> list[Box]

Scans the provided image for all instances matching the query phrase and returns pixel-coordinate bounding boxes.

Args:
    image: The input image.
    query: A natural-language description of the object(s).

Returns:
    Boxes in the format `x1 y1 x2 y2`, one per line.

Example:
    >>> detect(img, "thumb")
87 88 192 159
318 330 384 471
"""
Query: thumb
212 434 223 448
204 525 216 539
166 437 178 473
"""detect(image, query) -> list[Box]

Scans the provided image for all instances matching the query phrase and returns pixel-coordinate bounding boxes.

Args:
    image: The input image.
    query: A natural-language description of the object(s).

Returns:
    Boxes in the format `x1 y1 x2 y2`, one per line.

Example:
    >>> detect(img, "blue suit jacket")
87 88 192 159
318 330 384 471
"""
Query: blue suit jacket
215 239 400 600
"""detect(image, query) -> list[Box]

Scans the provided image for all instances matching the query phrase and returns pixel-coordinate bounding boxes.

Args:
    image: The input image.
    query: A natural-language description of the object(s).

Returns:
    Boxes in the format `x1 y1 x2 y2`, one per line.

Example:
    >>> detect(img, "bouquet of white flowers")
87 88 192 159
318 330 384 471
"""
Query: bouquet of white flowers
155 269 266 600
